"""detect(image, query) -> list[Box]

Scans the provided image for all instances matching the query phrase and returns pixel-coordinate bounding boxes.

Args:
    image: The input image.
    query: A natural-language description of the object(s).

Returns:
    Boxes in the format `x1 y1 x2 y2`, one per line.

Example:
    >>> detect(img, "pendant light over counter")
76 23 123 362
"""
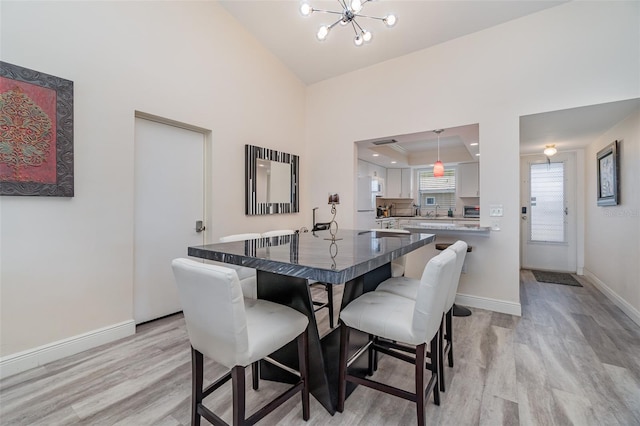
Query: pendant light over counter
433 129 444 177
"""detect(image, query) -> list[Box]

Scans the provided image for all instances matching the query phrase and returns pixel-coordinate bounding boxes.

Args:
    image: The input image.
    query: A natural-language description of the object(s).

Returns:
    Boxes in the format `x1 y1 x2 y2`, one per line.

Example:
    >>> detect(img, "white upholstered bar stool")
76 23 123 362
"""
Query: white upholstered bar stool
337 249 456 426
262 229 336 329
218 233 262 299
375 240 468 392
370 228 410 277
171 259 310 426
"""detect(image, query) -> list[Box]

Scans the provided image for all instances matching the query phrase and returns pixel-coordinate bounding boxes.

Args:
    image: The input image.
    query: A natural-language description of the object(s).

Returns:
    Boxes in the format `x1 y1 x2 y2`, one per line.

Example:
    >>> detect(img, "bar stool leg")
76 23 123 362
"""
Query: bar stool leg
446 308 454 367
231 366 246 426
326 283 334 329
191 348 203 426
438 318 446 393
416 343 426 426
251 362 259 390
297 329 310 421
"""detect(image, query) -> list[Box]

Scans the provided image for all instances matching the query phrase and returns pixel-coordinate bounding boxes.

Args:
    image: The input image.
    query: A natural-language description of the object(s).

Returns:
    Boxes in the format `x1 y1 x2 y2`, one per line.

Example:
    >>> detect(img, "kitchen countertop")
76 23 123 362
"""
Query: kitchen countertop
402 222 490 235
391 216 480 221
188 229 436 284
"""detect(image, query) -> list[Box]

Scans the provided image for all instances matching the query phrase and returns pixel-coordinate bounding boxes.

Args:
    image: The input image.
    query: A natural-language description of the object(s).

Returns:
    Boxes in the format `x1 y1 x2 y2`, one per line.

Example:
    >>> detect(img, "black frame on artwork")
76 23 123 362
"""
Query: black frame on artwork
596 140 619 206
0 61 74 197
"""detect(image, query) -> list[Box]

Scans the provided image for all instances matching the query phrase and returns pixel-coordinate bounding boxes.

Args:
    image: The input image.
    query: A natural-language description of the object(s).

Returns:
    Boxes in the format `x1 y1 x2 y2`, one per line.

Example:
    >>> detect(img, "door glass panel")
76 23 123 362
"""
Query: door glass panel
530 162 565 242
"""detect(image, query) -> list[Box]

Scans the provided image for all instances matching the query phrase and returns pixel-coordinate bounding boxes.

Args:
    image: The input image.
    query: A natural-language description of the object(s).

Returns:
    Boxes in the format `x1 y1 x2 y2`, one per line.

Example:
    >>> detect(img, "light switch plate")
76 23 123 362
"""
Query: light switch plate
489 204 504 217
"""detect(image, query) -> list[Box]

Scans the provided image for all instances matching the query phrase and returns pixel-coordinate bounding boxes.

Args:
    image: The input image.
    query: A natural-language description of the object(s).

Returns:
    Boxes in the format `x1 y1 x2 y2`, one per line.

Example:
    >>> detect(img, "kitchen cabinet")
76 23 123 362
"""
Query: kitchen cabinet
401 168 412 198
374 218 397 229
386 168 412 198
457 162 479 197
386 169 401 197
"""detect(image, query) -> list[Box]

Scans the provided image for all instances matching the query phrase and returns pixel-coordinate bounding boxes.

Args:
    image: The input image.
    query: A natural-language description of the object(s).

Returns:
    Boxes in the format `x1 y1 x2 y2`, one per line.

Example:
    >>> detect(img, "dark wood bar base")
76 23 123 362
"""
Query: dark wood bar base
256 263 391 414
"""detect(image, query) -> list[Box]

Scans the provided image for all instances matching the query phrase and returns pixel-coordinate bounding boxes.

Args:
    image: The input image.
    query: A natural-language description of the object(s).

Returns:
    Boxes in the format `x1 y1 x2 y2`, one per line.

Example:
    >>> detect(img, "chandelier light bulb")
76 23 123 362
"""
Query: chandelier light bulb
317 25 330 41
384 14 397 27
301 1 396 46
300 2 313 16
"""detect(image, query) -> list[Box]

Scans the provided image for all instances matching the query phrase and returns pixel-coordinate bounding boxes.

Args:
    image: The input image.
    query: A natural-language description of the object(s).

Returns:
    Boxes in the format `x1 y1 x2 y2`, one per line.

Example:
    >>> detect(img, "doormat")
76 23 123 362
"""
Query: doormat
531 270 582 287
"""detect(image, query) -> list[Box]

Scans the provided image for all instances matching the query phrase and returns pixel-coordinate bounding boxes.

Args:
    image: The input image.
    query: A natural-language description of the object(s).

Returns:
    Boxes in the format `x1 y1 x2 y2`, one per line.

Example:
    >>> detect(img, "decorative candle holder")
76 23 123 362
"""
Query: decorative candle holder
325 193 342 241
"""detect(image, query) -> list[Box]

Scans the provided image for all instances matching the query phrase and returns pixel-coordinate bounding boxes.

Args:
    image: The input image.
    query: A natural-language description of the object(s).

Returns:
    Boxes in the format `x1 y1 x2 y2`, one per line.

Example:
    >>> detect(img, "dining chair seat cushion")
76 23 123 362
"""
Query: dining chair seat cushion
242 298 308 367
172 259 308 369
340 291 423 345
376 276 419 299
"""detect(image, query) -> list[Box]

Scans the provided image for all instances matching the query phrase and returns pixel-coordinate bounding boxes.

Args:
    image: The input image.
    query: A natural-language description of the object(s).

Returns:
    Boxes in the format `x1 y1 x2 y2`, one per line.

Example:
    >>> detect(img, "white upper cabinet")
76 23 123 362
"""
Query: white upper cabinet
457 162 480 197
401 168 412 198
386 169 401 197
386 168 412 198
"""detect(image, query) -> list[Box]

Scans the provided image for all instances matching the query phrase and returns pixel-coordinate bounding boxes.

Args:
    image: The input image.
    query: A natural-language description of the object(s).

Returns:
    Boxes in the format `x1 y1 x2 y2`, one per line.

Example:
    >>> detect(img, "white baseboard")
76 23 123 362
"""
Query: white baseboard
583 269 640 327
455 293 522 317
0 320 136 380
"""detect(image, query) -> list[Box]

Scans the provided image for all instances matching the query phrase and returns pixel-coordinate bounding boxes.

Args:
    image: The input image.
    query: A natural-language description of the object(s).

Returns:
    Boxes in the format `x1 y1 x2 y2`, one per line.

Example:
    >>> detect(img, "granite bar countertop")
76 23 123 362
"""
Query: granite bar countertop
402 223 491 235
393 216 480 221
188 229 435 284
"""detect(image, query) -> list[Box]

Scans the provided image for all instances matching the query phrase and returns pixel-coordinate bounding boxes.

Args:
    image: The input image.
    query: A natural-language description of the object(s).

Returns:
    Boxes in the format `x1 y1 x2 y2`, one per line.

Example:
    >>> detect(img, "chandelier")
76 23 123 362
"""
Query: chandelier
300 0 397 47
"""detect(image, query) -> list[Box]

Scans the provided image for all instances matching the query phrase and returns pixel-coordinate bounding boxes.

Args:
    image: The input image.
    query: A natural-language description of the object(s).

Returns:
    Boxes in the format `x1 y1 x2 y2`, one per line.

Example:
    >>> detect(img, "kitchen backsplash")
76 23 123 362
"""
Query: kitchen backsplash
376 197 415 217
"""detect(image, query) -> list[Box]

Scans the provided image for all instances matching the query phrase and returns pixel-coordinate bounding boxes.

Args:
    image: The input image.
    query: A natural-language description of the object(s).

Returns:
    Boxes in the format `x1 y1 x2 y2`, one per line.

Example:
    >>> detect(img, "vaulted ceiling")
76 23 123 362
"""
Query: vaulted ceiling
220 1 639 161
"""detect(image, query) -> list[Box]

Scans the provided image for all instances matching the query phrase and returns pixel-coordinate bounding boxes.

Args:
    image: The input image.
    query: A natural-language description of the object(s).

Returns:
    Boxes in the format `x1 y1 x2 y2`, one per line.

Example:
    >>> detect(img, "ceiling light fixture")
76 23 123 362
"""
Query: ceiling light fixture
433 129 444 177
300 0 397 47
543 144 557 157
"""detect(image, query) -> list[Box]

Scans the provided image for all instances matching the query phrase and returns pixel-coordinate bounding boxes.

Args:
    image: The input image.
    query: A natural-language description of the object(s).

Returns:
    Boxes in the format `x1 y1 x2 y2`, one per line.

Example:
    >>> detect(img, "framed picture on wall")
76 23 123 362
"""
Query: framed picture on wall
596 140 619 206
0 61 74 196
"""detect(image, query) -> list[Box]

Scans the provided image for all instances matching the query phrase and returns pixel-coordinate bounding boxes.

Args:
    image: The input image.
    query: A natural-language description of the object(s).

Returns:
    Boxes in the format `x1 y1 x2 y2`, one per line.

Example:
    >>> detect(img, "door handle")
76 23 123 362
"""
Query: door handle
195 220 206 233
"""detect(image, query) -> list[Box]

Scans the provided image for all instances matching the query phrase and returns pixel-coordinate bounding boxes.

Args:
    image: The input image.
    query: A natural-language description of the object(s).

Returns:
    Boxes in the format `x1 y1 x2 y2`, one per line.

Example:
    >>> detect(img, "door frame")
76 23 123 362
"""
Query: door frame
133 111 212 323
520 151 580 273
134 110 213 246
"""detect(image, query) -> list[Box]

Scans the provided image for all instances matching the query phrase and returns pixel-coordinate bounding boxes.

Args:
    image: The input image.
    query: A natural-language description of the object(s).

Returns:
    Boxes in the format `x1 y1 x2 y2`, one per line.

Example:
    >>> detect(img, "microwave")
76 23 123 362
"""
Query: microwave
463 205 480 218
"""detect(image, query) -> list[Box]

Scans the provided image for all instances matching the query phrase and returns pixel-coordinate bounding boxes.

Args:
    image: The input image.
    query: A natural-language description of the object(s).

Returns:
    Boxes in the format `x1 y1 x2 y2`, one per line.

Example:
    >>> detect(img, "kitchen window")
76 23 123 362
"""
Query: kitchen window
417 169 456 211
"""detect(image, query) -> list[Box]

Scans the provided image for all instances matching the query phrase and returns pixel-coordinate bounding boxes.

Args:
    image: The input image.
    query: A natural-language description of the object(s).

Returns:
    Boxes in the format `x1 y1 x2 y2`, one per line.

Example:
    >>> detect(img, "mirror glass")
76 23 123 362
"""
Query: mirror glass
256 159 292 204
246 144 299 215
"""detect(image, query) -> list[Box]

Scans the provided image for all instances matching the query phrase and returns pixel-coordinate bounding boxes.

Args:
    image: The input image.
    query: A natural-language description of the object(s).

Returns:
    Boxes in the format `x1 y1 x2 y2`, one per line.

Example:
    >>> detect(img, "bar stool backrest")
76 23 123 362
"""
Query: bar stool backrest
444 241 468 312
172 259 249 369
413 249 457 343
219 233 262 242
261 230 295 237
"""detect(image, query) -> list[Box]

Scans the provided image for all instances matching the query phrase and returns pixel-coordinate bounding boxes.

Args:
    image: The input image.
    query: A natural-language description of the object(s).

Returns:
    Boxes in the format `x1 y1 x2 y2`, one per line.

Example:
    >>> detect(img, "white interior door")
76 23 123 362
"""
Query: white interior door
520 152 576 272
134 117 206 324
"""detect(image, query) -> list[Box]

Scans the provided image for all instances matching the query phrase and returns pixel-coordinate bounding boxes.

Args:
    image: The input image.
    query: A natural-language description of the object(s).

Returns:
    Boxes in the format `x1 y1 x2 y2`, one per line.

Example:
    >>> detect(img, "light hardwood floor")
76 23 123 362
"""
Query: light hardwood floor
1 271 639 425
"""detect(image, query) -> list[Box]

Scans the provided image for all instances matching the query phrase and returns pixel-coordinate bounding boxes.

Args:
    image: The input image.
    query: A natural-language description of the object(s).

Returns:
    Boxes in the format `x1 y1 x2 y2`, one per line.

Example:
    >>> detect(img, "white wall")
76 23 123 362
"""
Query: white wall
584 110 640 324
0 1 306 361
305 1 639 312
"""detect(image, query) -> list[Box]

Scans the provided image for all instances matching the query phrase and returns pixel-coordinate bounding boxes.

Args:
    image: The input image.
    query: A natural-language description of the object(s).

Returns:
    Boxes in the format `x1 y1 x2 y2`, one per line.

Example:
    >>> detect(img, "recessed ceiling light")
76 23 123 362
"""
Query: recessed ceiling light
390 161 397 164
372 153 379 157
470 142 478 146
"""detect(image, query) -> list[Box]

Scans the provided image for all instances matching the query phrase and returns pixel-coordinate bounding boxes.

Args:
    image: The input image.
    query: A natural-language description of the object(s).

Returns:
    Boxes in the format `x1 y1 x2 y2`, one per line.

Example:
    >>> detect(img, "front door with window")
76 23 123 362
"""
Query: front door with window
520 152 576 272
